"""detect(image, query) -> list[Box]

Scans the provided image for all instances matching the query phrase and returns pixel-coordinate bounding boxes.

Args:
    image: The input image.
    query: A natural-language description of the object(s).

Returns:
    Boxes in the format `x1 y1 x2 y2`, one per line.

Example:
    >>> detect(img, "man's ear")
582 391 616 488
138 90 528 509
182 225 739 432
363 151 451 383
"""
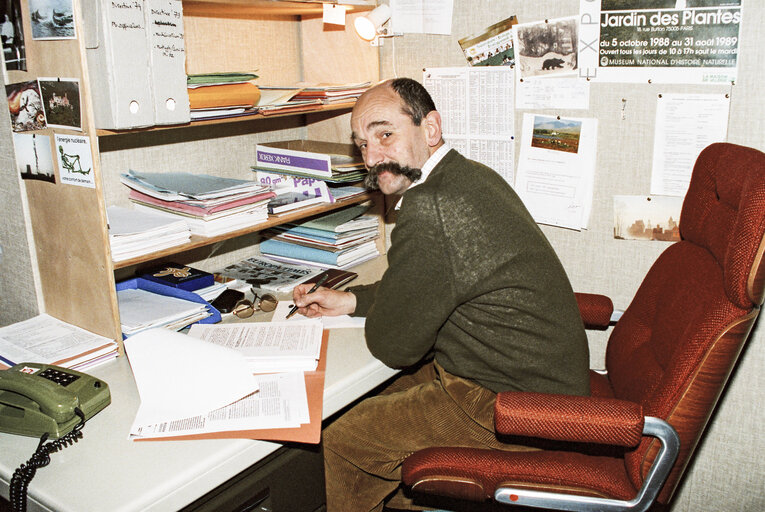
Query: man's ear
423 110 443 147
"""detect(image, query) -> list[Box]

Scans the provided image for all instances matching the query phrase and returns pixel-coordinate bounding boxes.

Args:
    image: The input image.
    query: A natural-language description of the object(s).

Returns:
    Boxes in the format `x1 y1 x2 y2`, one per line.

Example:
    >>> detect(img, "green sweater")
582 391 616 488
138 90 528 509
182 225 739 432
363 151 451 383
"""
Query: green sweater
350 150 589 395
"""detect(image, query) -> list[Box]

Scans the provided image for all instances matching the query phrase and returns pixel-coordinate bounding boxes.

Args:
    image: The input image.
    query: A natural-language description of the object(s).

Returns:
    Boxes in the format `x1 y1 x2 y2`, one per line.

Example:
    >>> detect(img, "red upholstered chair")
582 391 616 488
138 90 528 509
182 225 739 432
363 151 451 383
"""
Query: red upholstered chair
401 142 765 512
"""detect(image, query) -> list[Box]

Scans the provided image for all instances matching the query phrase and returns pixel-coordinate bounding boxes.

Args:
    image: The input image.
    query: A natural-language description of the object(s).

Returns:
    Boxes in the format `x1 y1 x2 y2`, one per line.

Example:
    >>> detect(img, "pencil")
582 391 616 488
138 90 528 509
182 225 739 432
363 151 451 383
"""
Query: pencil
286 273 329 319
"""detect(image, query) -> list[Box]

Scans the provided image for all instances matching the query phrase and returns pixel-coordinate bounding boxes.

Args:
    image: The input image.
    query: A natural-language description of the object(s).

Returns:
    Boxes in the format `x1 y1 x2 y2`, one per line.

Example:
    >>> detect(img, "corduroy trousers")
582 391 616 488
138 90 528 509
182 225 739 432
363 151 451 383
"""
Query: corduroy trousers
322 360 533 511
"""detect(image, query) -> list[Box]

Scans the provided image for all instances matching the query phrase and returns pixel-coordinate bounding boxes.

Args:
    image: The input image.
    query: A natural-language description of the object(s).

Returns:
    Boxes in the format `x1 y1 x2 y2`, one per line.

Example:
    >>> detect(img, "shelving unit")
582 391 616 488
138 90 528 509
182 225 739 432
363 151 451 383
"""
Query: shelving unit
6 0 381 350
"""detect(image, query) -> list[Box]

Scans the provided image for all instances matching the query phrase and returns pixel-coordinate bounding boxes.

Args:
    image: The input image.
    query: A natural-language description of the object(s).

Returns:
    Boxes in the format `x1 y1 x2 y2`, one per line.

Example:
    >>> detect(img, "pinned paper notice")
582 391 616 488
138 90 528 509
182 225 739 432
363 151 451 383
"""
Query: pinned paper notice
323 4 347 26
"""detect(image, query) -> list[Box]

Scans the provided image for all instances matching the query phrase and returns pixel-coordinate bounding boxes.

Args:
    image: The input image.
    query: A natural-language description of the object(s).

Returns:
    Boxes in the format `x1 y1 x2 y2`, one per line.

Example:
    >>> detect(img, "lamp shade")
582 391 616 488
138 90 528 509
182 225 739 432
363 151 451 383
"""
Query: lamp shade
354 4 391 41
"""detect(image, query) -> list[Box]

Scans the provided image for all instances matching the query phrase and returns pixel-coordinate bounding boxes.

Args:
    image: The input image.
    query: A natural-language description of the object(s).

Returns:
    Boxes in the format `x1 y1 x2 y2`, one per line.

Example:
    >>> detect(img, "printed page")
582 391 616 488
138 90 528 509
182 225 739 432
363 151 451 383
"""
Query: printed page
515 113 598 230
130 372 309 439
423 67 515 186
650 93 730 196
390 0 453 35
188 321 323 372
123 328 259 425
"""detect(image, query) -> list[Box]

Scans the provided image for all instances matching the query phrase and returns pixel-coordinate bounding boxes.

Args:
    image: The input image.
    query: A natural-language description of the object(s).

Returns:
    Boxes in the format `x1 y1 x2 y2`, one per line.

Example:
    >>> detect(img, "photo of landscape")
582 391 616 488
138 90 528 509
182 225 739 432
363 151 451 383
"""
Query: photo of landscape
531 115 582 153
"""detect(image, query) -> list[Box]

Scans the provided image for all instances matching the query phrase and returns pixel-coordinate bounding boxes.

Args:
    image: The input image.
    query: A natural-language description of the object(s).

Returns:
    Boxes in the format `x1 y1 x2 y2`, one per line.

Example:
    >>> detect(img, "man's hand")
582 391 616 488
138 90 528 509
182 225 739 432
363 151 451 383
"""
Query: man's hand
291 285 357 318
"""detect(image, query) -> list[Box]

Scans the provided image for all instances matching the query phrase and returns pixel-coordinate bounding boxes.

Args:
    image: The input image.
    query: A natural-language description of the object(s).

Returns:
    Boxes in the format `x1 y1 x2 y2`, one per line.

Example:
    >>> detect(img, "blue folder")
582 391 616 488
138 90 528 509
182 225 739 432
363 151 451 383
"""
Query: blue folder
115 277 221 338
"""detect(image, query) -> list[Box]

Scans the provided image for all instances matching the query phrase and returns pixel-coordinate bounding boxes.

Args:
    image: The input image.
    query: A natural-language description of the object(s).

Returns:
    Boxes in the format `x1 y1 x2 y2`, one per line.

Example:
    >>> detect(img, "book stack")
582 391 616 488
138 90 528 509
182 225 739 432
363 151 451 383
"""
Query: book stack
260 205 380 269
120 170 275 237
253 140 368 185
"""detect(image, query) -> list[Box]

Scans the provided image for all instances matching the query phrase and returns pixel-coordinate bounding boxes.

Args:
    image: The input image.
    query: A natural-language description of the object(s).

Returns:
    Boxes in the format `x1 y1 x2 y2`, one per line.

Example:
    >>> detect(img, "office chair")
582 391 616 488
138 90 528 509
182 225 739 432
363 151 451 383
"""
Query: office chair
401 142 765 512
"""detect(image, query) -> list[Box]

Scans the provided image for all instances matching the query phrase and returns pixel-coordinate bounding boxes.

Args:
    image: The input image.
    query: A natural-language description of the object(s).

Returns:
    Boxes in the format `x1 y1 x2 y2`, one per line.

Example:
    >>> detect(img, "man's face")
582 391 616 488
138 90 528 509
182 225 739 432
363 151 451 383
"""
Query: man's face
351 86 432 196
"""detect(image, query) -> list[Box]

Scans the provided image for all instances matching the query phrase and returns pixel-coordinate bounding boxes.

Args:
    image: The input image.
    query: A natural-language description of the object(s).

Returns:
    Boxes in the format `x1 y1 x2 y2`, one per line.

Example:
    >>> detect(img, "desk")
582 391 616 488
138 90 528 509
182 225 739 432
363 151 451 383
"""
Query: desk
0 262 397 512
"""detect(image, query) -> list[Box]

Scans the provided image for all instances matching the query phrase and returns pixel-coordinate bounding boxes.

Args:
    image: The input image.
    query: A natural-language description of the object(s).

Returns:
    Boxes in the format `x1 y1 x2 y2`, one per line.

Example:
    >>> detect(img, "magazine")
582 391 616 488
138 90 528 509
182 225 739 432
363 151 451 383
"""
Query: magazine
217 255 323 293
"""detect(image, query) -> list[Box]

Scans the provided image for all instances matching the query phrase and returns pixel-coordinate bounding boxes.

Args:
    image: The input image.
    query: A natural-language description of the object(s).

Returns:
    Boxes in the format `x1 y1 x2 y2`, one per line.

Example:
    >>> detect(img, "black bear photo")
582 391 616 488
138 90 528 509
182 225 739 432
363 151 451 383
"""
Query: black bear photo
542 58 564 70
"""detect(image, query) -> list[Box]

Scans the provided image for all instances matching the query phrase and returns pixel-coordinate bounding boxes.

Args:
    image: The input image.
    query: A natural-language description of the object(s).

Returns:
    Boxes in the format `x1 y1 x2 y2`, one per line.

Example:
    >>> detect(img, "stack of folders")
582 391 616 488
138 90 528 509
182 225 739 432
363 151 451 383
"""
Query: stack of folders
260 205 380 269
107 206 192 263
0 314 119 372
120 170 276 237
290 82 372 104
187 72 261 121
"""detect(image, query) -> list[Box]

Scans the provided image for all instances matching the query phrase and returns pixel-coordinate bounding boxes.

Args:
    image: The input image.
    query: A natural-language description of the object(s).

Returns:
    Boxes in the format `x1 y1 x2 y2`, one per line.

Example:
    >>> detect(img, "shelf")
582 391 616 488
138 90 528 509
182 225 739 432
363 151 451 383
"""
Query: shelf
96 101 357 137
183 0 375 18
112 191 380 269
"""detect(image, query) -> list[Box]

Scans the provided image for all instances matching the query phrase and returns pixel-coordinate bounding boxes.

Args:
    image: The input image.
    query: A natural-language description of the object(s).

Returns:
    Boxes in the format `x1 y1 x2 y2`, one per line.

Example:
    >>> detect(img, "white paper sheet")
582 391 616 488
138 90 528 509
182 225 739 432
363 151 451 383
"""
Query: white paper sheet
650 93 730 197
516 77 590 110
390 0 453 35
123 328 259 425
515 113 598 230
129 371 309 439
423 67 515 186
188 322 323 372
271 299 366 329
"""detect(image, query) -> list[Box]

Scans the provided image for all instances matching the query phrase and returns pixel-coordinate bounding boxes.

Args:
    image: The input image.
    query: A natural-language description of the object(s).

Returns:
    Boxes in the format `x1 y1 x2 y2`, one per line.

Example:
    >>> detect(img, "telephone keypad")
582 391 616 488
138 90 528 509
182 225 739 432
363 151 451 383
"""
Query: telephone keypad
39 368 80 387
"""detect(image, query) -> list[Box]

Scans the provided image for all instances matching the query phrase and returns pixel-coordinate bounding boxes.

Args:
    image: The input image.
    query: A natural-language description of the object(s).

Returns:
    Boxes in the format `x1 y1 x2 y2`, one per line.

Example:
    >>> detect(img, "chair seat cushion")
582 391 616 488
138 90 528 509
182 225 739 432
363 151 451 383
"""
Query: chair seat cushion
403 446 636 503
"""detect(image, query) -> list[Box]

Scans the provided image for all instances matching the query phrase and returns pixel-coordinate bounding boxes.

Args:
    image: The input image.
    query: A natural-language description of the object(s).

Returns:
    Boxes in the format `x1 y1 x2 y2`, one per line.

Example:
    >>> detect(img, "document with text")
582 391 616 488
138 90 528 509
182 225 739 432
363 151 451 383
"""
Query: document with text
423 66 515 186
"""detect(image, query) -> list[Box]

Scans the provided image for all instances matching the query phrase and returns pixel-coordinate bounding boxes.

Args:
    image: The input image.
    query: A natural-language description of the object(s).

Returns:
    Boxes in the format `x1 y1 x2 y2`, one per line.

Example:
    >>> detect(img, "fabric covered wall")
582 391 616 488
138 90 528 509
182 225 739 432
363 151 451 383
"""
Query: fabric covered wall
378 1 764 510
0 71 40 327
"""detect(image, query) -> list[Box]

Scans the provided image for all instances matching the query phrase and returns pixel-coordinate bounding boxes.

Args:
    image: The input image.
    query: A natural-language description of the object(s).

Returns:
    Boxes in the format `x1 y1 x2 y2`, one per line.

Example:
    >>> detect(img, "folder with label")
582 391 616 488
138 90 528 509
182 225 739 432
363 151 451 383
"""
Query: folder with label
83 0 154 129
145 0 190 125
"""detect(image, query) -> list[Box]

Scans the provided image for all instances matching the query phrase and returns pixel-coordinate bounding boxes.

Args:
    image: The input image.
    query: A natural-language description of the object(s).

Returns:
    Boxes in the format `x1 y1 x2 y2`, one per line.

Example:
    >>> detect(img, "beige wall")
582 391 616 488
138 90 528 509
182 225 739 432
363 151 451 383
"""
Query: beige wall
0 71 40 326
379 1 764 510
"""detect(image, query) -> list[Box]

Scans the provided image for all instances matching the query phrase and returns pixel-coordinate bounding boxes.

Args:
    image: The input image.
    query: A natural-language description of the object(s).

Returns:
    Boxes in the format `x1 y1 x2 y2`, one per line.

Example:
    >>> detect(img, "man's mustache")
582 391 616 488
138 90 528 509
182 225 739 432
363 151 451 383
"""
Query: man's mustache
364 162 423 190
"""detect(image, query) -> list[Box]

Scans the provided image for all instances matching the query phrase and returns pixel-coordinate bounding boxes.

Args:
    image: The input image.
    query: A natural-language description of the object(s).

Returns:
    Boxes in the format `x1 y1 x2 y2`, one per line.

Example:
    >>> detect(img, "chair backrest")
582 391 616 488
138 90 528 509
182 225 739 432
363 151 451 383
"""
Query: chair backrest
603 142 765 503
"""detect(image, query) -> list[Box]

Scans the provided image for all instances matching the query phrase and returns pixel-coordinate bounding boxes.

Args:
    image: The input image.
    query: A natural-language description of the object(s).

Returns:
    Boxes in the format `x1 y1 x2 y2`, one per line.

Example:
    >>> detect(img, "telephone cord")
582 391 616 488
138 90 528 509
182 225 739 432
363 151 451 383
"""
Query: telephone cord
9 407 86 512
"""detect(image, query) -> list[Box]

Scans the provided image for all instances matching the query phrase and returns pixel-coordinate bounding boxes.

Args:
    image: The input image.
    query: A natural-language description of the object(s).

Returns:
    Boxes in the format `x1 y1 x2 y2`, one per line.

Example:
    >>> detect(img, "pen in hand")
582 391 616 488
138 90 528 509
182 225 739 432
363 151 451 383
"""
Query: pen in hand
286 273 329 319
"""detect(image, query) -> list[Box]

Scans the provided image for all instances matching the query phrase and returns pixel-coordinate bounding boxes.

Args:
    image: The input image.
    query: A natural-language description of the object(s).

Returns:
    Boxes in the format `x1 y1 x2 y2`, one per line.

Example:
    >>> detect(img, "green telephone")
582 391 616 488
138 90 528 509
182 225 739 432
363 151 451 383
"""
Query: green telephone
0 363 111 439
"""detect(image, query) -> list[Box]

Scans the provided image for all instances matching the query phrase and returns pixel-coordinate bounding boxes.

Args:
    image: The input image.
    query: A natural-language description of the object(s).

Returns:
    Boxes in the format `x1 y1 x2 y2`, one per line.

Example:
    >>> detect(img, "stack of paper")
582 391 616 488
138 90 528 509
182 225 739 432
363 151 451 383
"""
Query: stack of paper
107 206 192 262
0 314 118 371
117 287 212 337
290 81 372 104
216 255 323 293
189 321 323 372
260 205 380 269
121 170 275 237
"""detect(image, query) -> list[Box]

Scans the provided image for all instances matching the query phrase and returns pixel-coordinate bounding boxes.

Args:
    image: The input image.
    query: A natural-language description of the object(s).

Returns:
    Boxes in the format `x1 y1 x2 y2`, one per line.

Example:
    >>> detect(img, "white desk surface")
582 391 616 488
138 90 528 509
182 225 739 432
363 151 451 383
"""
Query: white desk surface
0 262 396 512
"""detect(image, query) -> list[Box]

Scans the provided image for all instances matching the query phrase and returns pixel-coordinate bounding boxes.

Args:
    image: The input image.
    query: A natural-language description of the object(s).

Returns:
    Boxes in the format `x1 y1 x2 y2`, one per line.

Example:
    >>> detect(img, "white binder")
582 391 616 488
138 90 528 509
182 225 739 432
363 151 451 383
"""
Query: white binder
144 0 190 125
83 0 154 130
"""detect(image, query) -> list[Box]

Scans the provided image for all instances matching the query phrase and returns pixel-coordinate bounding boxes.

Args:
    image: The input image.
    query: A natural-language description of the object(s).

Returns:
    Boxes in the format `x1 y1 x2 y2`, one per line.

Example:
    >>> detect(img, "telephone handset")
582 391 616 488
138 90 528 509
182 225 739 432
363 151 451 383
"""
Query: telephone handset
0 363 111 439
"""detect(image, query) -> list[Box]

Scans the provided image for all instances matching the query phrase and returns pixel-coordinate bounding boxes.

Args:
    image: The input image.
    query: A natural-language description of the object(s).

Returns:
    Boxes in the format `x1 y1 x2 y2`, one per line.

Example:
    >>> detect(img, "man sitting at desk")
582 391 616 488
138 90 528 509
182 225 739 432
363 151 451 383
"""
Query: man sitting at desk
292 78 589 511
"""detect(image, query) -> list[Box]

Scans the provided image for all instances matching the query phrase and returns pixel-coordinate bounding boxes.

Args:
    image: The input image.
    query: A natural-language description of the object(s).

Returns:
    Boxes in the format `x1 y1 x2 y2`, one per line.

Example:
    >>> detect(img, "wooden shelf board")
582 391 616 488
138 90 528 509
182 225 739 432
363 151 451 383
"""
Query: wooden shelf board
112 192 378 269
96 101 356 136
183 0 375 18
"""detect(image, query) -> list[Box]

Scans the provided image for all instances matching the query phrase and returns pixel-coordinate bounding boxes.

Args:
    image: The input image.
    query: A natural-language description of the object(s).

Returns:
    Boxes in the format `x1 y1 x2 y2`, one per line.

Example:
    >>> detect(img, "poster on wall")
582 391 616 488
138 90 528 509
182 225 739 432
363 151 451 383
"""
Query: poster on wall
579 0 742 83
54 133 95 188
13 133 55 183
458 15 518 67
2 0 26 71
515 113 598 231
38 77 82 130
650 92 730 197
513 16 579 80
423 67 515 187
6 80 46 132
28 0 76 40
613 195 683 242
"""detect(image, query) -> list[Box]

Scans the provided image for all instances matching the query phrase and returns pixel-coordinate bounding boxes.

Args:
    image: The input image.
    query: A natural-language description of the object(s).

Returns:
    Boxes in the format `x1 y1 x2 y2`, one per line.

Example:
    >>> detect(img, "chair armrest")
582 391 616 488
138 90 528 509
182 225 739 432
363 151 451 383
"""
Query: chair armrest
495 391 644 447
575 292 614 329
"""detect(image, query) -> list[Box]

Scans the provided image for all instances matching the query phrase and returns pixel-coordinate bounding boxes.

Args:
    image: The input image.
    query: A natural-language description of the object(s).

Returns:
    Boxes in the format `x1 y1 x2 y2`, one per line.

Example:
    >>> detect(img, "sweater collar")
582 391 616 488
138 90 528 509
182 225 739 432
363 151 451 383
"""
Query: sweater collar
395 143 451 210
